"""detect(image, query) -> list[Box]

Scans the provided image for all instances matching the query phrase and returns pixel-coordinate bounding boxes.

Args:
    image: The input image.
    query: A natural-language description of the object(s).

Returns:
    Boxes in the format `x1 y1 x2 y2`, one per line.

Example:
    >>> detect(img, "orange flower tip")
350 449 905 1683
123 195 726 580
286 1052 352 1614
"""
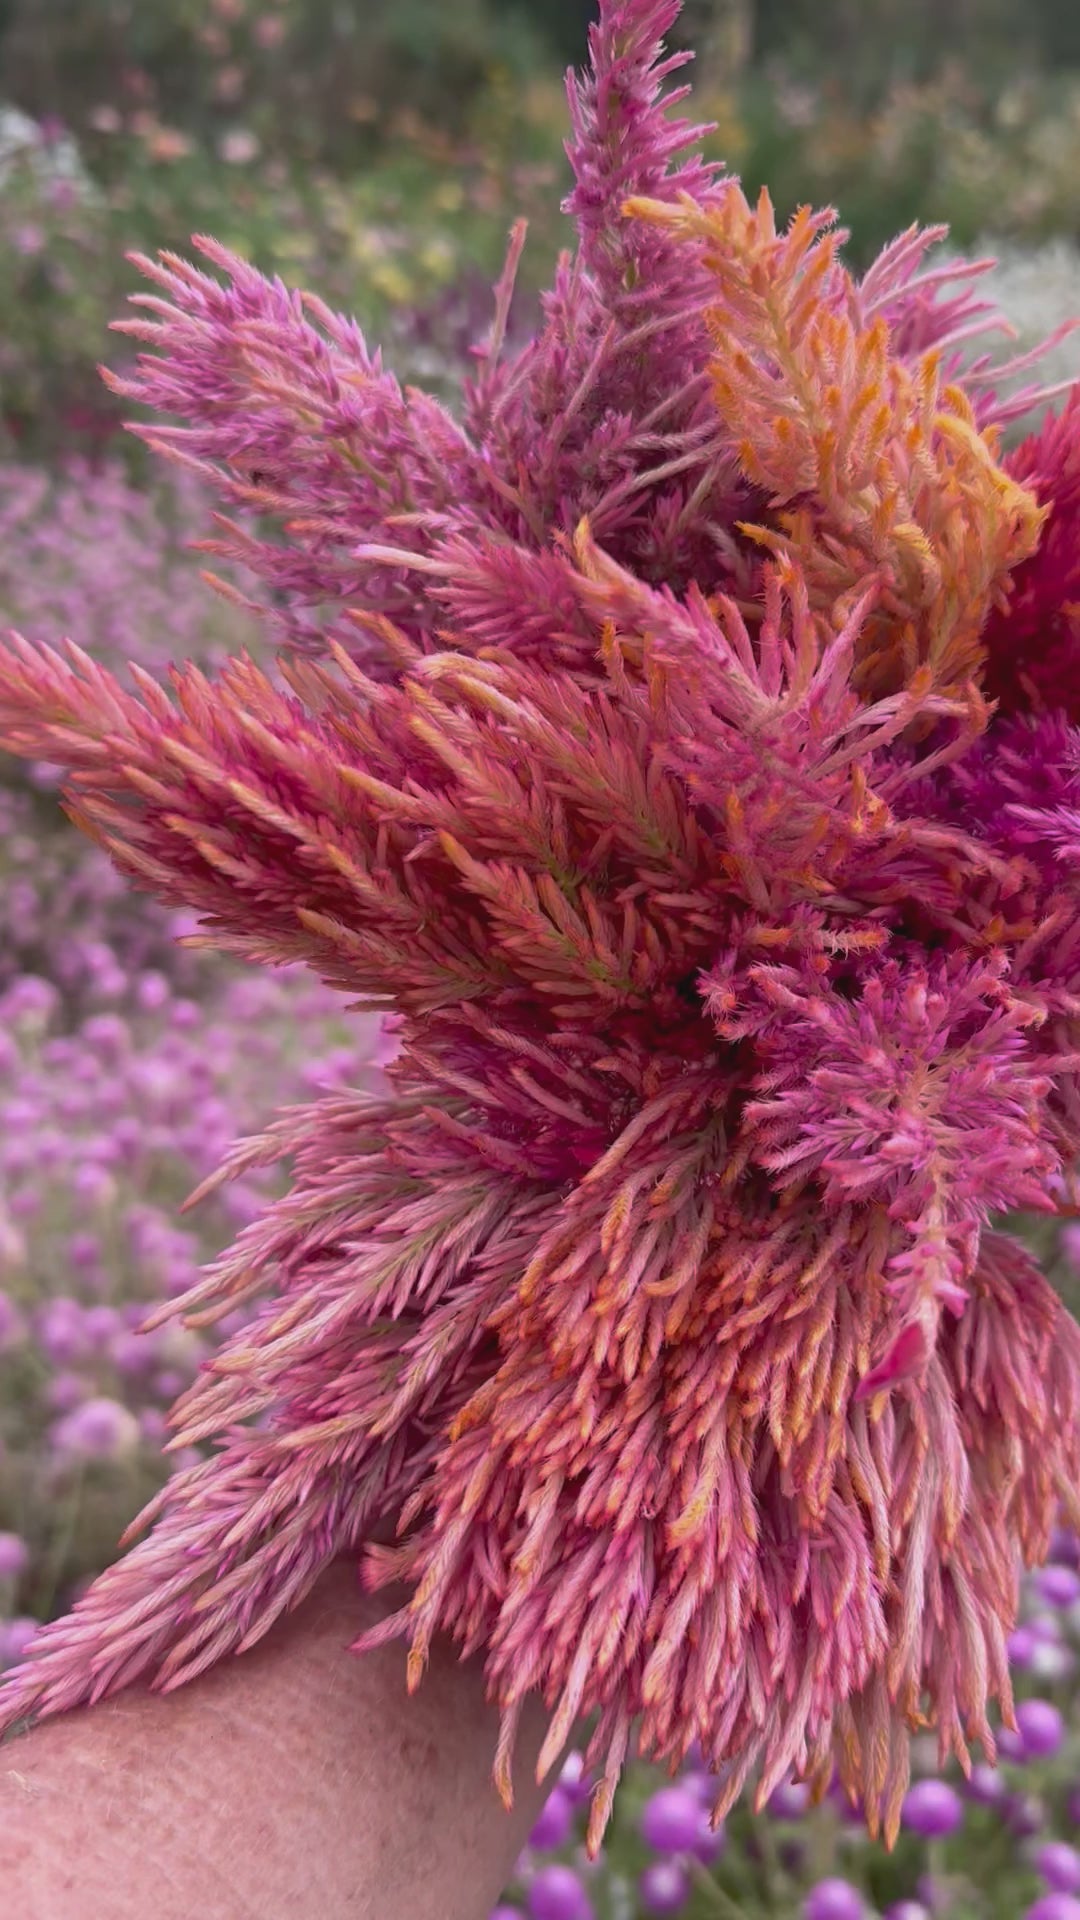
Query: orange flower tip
734 519 772 549
621 194 678 228
405 1649 427 1694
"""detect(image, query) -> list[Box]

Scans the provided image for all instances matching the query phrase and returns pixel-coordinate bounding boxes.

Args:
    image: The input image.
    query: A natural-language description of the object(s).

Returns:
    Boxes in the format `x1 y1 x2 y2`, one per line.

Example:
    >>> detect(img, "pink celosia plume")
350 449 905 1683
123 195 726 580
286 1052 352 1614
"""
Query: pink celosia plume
2 0 1080 1858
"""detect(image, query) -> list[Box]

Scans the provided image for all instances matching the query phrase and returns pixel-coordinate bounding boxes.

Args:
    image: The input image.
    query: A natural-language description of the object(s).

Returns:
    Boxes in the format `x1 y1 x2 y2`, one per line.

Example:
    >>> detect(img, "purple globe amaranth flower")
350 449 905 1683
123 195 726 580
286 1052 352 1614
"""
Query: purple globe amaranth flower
1009 1627 1040 1670
0 1619 40 1666
691 1815 725 1865
639 1859 691 1916
1037 1845 1080 1895
1026 1900 1080 1920
1007 1793 1049 1838
558 1751 592 1808
680 1766 719 1803
804 1882 866 1920
528 1787 575 1852
50 1396 141 1462
964 1762 1006 1807
1032 1642 1075 1682
998 1725 1031 1763
35 1296 89 1365
1035 1565 1080 1608
900 1780 964 1839
1049 1527 1080 1567
43 1371 88 1415
1 0 1080 1862
767 1779 812 1820
639 1785 704 1853
1016 1700 1066 1759
527 1864 594 1920
0 1534 29 1580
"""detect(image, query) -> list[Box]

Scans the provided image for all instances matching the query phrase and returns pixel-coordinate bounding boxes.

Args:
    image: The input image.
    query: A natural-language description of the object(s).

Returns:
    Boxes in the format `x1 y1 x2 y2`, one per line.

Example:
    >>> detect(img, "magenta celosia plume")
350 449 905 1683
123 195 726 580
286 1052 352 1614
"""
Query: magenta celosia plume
4 0 1080 1852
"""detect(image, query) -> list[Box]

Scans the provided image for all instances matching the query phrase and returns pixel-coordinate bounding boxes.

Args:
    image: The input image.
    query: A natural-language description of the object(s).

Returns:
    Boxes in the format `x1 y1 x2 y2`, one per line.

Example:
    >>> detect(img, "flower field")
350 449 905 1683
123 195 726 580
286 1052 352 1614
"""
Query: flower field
3 2 1080 1917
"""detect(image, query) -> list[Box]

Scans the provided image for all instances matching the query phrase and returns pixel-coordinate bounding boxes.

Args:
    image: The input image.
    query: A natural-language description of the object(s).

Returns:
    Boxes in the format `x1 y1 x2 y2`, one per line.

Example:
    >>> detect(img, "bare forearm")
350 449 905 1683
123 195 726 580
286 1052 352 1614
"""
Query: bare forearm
0 1562 551 1920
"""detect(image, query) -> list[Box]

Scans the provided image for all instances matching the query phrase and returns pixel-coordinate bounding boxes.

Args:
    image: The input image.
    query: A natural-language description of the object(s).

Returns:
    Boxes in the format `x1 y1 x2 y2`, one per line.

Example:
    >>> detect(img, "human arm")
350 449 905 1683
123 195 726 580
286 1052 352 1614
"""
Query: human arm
0 1559 552 1920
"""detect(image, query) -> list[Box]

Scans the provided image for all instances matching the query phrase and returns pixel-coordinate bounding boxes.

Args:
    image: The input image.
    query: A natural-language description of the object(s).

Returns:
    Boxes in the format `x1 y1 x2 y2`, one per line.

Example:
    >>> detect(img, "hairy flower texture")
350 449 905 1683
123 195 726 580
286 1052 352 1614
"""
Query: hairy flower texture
864 232 1080 436
94 4 1063 680
2 0 1080 1866
918 710 1080 888
625 189 1046 704
981 392 1080 718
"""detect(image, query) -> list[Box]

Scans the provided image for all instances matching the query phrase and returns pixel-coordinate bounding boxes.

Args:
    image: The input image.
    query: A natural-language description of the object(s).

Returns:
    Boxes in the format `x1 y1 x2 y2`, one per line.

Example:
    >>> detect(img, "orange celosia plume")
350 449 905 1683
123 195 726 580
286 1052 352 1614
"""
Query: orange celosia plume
627 185 1046 701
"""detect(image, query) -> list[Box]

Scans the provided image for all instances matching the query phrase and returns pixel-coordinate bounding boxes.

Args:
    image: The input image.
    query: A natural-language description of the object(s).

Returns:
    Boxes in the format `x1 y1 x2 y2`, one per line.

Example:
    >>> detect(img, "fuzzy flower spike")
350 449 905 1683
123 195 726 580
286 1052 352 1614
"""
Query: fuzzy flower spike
3 0 1080 1857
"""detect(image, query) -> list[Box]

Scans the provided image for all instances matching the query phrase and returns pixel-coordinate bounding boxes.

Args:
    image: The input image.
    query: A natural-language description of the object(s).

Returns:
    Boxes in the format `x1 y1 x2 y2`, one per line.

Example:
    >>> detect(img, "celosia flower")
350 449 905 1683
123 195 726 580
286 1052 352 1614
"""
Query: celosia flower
980 392 1080 717
2 0 1080 1860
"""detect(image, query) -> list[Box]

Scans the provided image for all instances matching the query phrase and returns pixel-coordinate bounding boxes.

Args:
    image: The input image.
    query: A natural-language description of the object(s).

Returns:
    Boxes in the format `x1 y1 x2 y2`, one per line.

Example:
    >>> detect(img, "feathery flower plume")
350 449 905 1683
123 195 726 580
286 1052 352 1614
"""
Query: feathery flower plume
2 0 1080 1859
981 390 1080 717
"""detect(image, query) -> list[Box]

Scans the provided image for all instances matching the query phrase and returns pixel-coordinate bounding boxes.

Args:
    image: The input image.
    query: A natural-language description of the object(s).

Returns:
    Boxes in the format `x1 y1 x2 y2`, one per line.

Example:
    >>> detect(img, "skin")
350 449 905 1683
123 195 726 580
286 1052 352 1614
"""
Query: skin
0 1561 554 1920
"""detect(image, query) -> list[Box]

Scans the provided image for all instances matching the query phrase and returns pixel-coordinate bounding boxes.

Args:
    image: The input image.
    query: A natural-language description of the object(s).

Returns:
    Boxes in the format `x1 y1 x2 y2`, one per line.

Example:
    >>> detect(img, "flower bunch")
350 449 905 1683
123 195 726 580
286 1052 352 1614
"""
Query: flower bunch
492 1522 1080 1918
1 0 1080 1858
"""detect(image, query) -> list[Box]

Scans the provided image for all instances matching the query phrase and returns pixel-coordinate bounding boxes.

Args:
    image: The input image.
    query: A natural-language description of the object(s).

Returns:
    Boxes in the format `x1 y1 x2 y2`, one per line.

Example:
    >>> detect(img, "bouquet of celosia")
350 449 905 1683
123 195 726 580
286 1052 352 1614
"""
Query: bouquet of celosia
3 0 1080 1853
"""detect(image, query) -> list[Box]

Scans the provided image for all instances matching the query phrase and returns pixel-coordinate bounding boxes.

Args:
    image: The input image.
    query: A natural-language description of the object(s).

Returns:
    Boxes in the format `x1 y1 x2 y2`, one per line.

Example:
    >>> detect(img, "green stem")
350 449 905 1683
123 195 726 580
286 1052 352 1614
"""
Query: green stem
753 1808 791 1906
688 1859 752 1919
33 1460 86 1618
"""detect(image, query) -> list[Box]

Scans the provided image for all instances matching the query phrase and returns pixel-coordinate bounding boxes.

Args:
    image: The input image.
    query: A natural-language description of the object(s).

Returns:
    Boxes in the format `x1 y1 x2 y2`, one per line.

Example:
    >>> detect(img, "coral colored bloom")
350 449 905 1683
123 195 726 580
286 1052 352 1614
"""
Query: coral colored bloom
1 0 1080 1865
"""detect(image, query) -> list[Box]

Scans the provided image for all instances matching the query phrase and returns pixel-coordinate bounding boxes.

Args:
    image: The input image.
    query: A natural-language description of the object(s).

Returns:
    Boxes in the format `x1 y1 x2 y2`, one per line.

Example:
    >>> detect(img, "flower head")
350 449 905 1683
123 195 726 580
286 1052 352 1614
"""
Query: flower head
1 0 1080 1862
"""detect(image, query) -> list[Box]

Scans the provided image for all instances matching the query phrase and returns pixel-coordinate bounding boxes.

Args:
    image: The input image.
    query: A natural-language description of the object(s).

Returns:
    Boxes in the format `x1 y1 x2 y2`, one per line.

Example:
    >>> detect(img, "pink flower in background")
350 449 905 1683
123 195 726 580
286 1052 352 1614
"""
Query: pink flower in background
51 1397 141 1463
218 126 259 164
145 126 193 164
213 67 248 107
0 1534 29 1581
1062 1224 1080 1273
253 14 287 50
0 0 1079 1860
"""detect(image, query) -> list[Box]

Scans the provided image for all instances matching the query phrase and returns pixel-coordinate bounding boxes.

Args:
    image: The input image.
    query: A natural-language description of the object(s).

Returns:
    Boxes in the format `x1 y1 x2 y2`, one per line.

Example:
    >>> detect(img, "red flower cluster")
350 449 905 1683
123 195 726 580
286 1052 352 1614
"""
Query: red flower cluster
2 0 1080 1854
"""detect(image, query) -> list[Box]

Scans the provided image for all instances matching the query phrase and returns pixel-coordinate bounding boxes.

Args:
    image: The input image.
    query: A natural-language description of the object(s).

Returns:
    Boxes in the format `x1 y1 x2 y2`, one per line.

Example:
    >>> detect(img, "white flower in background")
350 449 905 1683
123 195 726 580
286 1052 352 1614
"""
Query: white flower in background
0 105 96 200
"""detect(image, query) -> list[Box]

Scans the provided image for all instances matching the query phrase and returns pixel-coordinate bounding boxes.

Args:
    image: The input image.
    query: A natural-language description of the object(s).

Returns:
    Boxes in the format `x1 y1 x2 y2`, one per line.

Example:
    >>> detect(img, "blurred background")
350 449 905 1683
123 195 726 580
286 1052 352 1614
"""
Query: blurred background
3 5 1080 1919
3 0 1080 456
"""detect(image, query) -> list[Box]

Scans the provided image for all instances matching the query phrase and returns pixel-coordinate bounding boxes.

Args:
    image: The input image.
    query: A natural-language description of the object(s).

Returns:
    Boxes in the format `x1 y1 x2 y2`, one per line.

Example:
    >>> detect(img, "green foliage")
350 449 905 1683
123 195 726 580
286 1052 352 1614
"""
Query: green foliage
703 67 1080 268
0 116 569 458
3 0 1080 454
1 0 556 166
